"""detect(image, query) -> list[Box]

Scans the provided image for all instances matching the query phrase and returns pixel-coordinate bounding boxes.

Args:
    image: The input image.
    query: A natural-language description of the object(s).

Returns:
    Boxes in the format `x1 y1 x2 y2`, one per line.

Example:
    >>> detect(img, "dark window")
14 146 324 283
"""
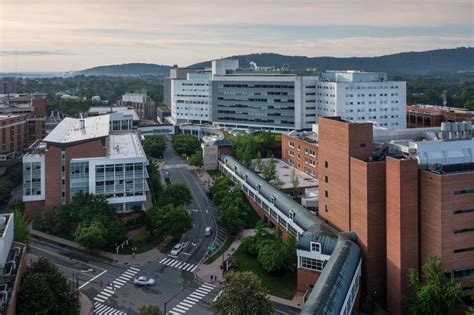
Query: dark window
325 176 328 183
324 161 328 168
325 204 329 212
454 208 474 214
454 188 474 195
325 190 328 198
360 143 366 148
454 228 474 234
454 247 474 253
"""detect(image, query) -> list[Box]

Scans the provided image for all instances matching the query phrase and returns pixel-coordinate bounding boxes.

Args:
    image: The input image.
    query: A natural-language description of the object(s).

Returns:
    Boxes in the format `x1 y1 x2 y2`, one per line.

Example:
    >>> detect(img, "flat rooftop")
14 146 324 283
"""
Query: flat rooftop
44 115 110 144
286 130 318 143
259 158 318 190
89 106 139 121
107 133 146 158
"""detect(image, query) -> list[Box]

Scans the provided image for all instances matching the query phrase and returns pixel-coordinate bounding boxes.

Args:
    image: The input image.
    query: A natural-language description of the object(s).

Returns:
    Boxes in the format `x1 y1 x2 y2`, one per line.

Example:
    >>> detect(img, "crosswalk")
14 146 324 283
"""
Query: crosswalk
93 267 140 303
93 302 126 315
159 257 197 272
168 283 216 314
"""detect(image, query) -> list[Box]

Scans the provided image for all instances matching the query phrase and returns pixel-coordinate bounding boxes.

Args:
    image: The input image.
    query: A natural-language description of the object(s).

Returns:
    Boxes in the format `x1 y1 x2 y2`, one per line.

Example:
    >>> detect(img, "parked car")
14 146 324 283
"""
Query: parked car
204 226 212 236
170 243 184 256
133 276 155 286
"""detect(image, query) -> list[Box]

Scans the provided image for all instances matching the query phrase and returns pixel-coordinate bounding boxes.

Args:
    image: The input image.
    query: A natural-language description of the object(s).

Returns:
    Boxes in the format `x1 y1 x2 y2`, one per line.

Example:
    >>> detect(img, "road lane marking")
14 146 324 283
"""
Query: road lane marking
103 288 114 294
195 289 209 295
78 269 107 290
175 262 185 269
190 265 198 272
180 301 194 307
114 279 126 285
129 267 140 272
93 302 126 315
93 297 106 303
186 296 199 302
169 282 216 314
202 283 215 289
123 271 135 277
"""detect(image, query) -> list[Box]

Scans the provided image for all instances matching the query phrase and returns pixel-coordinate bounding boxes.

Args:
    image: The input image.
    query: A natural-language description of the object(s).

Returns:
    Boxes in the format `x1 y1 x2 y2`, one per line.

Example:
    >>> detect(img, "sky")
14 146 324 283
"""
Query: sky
0 0 473 72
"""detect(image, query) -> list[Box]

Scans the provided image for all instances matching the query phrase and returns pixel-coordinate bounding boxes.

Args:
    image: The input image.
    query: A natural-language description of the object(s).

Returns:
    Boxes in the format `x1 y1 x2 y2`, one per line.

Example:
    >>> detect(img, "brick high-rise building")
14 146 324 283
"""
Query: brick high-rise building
282 117 474 313
0 115 27 161
407 105 474 128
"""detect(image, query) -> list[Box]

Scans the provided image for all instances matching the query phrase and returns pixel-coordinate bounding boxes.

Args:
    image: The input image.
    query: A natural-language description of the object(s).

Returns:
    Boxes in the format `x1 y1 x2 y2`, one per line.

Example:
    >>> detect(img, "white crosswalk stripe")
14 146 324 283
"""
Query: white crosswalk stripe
168 283 216 314
93 302 126 315
159 258 197 272
92 268 140 304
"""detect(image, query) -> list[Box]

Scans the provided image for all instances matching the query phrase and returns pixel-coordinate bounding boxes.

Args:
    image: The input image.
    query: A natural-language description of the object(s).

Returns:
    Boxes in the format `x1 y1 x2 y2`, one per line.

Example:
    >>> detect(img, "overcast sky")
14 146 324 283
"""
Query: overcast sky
0 0 473 72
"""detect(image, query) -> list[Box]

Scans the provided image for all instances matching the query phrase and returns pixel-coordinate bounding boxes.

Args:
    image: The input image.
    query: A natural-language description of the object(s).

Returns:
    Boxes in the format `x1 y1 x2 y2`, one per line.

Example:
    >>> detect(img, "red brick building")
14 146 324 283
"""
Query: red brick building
407 105 474 128
282 117 474 314
281 131 318 178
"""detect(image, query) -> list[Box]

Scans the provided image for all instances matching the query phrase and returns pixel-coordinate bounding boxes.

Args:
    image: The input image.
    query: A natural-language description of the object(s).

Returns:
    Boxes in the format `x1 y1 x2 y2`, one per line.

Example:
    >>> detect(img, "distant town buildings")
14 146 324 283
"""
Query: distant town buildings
22 115 149 218
0 93 47 162
118 93 156 121
165 59 407 132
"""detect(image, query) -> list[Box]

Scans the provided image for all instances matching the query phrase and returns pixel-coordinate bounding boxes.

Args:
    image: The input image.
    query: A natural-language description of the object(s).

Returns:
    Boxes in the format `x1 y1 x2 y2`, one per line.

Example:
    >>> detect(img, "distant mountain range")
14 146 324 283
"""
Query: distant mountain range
77 63 171 76
191 47 474 75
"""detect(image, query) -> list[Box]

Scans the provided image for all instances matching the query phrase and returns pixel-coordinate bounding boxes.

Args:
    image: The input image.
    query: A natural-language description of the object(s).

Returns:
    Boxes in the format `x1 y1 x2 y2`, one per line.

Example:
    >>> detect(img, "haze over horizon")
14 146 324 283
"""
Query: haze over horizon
1 0 473 72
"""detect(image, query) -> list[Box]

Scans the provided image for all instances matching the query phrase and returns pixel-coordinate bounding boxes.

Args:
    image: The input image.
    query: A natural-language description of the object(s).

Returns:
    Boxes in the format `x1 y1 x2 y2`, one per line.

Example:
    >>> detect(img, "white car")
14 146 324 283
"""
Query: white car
133 276 155 286
170 243 184 256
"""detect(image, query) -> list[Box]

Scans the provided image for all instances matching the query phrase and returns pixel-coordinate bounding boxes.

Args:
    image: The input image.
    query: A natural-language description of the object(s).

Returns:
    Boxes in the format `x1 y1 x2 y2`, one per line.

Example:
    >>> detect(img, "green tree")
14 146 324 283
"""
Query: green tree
290 168 300 198
212 271 273 315
74 219 108 249
71 193 115 222
465 99 474 111
149 204 192 238
138 305 163 315
17 257 78 315
261 156 277 182
461 82 474 105
0 180 13 203
405 256 463 315
13 208 30 244
147 163 162 202
172 134 201 156
233 134 257 167
105 220 127 247
218 204 247 234
161 184 192 206
257 238 288 273
188 151 204 169
143 136 166 158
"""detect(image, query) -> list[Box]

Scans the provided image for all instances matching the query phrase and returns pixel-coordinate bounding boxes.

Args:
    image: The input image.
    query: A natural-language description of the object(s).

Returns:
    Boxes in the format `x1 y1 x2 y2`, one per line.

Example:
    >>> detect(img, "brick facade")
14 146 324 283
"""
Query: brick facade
0 115 26 156
281 133 319 179
386 157 419 315
297 268 320 292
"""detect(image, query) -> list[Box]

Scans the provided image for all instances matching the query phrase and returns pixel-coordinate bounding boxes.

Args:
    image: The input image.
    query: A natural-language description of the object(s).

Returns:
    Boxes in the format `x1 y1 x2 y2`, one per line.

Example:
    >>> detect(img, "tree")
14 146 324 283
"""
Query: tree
138 305 163 315
405 256 463 315
212 271 273 315
148 204 192 238
233 134 257 167
253 151 264 172
171 134 201 156
290 168 300 198
13 208 30 244
0 180 13 203
188 151 204 169
17 257 78 314
161 184 192 206
465 99 474 111
74 219 108 249
143 136 166 158
218 204 247 234
261 156 277 182
257 238 288 273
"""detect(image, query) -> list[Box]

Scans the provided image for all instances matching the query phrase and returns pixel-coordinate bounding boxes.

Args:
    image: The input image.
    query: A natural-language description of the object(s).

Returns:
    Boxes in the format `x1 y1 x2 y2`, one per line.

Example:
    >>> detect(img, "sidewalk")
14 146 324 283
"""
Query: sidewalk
29 225 165 267
79 292 92 315
195 229 304 310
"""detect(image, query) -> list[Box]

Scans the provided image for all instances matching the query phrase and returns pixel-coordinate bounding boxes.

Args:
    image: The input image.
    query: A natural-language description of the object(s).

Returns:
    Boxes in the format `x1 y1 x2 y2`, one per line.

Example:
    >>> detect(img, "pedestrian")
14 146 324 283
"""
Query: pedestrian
132 252 135 259
210 275 213 281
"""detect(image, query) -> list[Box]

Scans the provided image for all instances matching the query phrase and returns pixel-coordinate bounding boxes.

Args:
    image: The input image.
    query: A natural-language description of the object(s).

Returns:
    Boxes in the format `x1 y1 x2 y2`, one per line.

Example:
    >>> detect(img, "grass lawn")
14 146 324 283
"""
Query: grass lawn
233 246 296 300
118 236 164 255
204 236 235 264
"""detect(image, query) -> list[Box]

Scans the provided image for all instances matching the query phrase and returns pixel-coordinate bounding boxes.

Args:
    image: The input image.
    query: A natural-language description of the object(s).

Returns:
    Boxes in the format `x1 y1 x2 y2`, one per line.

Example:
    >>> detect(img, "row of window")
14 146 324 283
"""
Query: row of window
300 256 326 271
453 188 474 195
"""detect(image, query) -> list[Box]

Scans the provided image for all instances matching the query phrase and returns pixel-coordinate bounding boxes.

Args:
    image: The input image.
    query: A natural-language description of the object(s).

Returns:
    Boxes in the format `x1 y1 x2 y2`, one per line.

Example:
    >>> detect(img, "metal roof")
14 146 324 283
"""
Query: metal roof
44 115 110 144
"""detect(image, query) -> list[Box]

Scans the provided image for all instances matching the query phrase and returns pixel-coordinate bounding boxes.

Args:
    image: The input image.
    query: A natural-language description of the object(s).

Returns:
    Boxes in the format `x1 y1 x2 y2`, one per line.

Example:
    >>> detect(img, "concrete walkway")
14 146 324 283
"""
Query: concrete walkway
29 225 165 267
195 229 304 310
79 292 92 315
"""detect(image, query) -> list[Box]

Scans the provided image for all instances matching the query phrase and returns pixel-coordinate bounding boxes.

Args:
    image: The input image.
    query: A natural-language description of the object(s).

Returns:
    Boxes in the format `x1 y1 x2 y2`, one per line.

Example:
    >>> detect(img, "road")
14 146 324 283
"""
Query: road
27 138 300 315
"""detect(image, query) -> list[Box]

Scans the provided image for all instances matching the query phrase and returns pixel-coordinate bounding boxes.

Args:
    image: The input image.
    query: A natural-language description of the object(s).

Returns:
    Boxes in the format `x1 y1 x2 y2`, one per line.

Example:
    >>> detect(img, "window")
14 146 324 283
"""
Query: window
454 228 474 234
454 208 474 215
454 188 474 195
325 204 329 212
325 190 328 198
300 257 325 271
271 195 276 204
311 242 321 253
360 143 366 148
324 161 328 168
325 176 328 183
454 247 474 253
289 211 295 221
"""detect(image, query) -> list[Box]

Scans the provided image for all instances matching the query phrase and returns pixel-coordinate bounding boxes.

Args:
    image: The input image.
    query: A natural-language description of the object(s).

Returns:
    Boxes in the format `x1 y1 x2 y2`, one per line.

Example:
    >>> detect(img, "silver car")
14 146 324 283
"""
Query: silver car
170 243 184 256
133 276 155 286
